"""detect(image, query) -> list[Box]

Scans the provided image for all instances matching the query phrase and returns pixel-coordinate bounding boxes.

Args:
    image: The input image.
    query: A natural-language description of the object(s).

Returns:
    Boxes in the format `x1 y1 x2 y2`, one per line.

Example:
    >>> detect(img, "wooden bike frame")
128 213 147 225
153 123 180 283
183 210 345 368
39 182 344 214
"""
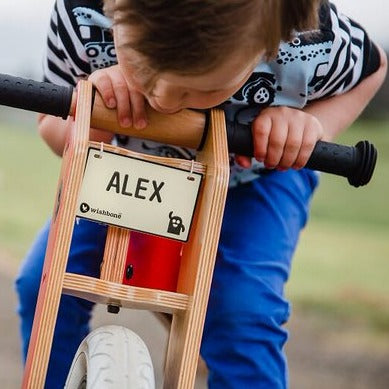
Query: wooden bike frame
22 80 230 388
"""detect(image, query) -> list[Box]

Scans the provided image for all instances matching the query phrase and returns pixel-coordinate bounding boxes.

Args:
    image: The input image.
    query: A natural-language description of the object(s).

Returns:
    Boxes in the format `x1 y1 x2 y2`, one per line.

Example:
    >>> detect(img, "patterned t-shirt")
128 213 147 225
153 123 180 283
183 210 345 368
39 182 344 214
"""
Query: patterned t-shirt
43 0 380 186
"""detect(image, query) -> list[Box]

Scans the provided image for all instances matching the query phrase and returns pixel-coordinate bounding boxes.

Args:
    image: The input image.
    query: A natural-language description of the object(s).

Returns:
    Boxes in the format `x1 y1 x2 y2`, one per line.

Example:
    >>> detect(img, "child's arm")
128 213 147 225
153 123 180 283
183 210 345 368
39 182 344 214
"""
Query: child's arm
303 46 388 141
236 45 387 170
38 64 148 157
38 114 114 157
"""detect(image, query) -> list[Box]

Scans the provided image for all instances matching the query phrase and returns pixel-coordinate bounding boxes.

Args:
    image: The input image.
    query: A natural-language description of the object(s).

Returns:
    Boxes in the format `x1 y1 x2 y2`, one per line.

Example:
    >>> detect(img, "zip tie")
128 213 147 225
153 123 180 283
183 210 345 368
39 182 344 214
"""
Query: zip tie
187 159 195 181
94 142 104 159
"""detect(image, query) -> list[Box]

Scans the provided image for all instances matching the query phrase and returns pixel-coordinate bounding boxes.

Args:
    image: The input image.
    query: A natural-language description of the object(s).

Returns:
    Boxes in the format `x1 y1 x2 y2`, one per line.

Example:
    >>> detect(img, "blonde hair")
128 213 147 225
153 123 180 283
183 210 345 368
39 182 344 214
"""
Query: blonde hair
104 0 322 74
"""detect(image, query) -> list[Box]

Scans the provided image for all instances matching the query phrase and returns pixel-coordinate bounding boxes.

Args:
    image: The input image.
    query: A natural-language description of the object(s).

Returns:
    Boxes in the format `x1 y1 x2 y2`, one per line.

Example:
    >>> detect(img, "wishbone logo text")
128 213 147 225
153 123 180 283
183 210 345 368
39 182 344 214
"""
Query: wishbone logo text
79 202 122 220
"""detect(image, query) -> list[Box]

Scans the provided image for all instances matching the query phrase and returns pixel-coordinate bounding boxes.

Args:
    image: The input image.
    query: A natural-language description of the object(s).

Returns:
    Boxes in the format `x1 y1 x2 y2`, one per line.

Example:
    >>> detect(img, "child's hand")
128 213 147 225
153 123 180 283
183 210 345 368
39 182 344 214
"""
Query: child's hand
88 65 147 129
235 106 324 170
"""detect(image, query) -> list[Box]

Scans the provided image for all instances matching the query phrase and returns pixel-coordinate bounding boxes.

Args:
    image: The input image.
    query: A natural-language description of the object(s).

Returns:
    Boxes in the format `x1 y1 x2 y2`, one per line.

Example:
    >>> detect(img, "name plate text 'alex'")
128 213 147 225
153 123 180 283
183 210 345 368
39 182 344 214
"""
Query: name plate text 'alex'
76 148 202 241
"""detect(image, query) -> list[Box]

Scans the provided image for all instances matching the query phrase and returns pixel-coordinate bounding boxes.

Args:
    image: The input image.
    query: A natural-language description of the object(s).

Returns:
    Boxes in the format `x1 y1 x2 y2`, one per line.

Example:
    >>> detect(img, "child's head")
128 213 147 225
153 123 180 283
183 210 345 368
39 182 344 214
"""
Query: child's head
104 0 322 113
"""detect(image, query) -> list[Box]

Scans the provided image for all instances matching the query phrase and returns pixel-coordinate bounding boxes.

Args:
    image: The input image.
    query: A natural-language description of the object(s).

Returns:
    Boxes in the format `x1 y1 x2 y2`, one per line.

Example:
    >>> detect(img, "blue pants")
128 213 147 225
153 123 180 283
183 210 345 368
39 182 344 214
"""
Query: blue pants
15 169 318 389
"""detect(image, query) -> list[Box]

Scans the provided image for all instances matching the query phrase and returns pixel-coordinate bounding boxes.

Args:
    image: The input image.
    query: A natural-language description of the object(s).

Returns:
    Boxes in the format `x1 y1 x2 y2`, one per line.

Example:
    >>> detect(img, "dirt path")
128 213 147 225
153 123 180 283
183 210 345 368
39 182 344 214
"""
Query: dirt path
0 271 22 389
286 312 389 389
1 253 388 388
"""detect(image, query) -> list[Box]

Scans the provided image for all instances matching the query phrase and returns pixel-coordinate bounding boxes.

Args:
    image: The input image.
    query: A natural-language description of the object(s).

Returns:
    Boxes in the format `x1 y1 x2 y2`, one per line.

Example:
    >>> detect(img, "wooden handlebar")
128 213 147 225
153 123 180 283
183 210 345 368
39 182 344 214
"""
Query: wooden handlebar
70 90 207 149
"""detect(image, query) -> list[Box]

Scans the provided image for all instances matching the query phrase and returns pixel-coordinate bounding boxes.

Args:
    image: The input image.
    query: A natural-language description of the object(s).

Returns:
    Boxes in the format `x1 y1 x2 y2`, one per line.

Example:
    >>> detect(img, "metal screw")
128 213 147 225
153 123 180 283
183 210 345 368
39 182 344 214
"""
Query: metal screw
125 264 134 280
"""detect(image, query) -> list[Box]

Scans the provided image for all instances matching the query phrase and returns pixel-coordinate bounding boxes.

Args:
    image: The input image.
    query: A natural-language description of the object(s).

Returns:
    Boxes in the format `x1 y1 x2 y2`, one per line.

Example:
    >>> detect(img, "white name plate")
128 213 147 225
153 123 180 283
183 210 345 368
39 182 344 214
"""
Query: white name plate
76 148 203 241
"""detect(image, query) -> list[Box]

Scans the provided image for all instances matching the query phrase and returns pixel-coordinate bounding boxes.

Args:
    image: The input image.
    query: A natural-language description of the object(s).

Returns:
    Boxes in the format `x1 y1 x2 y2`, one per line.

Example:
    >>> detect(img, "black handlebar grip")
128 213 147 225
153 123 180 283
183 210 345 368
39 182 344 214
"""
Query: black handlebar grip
226 121 377 187
0 73 73 119
306 140 377 187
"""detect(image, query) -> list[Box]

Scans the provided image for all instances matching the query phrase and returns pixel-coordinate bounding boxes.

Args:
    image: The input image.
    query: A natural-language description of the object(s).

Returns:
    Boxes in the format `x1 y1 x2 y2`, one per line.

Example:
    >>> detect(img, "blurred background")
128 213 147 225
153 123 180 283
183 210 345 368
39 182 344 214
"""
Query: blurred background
0 1 388 388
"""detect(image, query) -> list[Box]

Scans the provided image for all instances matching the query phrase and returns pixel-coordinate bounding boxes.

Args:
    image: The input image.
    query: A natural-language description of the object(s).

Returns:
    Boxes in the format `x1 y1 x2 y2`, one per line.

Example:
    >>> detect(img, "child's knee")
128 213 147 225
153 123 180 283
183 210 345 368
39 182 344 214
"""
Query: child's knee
203 276 290 348
15 269 41 315
15 222 49 309
208 254 290 320
202 278 290 387
206 273 291 335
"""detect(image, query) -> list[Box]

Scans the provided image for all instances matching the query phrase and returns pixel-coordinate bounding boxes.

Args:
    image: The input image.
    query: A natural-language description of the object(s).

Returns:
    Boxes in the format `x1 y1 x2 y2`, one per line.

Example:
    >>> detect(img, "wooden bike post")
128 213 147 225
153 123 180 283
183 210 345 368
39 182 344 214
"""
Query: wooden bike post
22 80 230 388
22 81 93 388
164 109 230 388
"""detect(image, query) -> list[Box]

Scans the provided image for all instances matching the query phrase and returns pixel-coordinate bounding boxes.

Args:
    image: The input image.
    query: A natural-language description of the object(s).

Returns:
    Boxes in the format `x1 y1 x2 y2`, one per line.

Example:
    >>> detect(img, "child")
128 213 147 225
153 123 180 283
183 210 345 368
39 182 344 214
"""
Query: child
15 0 386 388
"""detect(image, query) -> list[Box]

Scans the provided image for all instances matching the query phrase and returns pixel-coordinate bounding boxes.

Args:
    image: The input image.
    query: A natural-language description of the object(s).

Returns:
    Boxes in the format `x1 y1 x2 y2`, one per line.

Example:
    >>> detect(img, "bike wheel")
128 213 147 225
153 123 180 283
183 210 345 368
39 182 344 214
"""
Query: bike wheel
65 325 155 389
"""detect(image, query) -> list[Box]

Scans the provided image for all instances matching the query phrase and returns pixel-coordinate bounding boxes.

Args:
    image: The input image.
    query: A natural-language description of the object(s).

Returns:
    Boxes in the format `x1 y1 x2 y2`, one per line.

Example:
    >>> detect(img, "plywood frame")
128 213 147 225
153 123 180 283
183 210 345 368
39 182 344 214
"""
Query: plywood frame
21 80 230 388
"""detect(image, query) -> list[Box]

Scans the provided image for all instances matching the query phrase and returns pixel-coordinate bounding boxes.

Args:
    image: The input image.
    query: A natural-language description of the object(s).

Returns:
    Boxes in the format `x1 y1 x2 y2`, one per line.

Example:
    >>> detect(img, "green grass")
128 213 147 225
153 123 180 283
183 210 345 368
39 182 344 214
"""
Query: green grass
0 122 60 258
287 120 389 333
309 120 389 226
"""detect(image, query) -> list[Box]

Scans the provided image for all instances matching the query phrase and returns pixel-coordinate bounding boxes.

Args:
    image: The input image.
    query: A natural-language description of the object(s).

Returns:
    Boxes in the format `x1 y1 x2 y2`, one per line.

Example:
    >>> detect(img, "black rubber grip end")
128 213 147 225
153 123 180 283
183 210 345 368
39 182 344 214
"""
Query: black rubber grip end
305 140 377 187
348 140 377 187
0 73 73 119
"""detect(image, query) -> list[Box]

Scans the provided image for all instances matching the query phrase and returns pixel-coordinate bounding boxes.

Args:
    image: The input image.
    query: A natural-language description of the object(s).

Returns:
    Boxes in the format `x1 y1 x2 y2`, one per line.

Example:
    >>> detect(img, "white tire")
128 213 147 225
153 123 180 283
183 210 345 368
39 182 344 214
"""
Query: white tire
65 325 155 389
